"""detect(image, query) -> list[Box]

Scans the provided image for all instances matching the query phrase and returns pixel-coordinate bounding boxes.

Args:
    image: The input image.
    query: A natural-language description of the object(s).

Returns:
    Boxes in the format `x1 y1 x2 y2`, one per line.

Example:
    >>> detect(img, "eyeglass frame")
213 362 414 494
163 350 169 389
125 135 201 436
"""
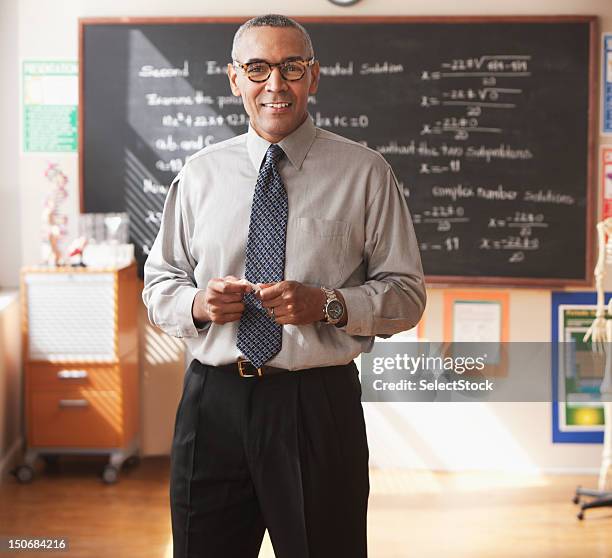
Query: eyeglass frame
232 57 316 82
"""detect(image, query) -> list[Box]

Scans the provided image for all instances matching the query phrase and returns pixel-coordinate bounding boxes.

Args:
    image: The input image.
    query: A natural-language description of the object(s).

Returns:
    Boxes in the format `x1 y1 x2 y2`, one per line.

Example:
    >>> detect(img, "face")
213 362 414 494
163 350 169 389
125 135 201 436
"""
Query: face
228 26 320 143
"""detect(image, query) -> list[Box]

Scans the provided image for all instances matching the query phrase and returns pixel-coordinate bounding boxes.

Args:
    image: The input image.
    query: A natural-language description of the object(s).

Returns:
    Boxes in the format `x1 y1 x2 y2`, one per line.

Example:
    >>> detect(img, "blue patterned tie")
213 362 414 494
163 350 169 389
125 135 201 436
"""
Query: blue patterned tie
237 144 288 367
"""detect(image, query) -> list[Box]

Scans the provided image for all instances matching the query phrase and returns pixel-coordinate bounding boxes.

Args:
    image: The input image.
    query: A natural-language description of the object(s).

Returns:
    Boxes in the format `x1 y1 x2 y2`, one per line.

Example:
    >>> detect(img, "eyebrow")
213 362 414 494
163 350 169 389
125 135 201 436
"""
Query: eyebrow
243 56 305 64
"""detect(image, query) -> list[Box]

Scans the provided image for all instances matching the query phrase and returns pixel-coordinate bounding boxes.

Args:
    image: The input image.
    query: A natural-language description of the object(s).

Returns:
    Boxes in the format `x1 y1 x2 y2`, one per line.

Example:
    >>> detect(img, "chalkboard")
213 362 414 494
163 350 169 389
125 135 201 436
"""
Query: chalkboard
79 16 597 286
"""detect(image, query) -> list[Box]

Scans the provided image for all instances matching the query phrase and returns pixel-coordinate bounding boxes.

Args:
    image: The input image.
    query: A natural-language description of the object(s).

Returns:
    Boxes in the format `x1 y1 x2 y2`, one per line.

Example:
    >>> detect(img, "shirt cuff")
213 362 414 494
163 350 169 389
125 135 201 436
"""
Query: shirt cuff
175 286 210 338
336 286 373 336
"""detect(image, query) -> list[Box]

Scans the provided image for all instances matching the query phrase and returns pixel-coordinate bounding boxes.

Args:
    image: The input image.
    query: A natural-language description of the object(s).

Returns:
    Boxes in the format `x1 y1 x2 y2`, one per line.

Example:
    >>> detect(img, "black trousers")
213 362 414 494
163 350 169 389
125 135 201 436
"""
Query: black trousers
170 359 369 558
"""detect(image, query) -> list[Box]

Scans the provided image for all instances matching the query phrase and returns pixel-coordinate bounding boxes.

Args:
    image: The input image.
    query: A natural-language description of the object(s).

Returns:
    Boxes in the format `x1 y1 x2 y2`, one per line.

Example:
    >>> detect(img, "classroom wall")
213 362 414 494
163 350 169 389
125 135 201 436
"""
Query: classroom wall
0 0 22 479
6 0 612 472
0 0 20 288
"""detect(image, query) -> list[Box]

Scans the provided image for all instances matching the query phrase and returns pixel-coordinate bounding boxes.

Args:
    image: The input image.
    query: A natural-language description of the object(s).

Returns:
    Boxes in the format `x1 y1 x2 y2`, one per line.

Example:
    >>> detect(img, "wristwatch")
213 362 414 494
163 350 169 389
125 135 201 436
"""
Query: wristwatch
322 287 345 325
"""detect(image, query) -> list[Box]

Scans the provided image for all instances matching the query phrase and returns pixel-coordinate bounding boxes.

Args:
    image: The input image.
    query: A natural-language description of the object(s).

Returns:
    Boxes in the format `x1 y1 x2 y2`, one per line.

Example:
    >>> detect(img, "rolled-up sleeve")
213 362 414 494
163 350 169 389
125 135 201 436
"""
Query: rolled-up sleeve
337 165 426 337
142 169 208 338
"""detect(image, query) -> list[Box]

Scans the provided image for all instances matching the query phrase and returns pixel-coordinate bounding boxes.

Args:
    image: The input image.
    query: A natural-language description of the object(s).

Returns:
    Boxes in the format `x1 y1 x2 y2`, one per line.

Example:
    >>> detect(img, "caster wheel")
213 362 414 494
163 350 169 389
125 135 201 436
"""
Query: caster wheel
577 511 584 520
13 465 34 484
572 495 580 505
102 465 119 484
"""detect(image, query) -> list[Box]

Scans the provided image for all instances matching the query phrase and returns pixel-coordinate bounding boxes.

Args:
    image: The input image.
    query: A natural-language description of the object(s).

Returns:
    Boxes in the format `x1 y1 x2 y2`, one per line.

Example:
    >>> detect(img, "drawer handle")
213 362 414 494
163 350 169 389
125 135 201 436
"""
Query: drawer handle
57 370 89 379
58 399 89 408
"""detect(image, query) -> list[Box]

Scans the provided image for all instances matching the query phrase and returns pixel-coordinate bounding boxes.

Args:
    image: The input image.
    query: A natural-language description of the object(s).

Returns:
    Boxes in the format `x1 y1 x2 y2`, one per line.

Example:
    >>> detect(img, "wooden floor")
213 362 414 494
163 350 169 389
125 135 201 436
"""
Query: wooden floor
1 457 611 557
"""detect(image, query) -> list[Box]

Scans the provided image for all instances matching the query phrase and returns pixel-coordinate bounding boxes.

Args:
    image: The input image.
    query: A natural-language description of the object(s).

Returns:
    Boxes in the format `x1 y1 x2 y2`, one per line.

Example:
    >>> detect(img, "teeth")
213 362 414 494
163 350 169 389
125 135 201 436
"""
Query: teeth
264 102 290 108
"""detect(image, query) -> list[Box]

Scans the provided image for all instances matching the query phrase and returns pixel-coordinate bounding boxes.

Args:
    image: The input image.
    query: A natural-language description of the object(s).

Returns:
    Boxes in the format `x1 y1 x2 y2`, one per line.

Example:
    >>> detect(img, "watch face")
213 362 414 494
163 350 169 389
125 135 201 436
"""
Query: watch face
327 299 344 320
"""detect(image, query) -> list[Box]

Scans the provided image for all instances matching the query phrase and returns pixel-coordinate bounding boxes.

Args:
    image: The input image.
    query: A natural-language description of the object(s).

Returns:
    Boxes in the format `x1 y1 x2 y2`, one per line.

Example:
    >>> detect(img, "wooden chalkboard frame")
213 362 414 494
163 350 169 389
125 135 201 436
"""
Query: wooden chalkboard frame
79 15 598 287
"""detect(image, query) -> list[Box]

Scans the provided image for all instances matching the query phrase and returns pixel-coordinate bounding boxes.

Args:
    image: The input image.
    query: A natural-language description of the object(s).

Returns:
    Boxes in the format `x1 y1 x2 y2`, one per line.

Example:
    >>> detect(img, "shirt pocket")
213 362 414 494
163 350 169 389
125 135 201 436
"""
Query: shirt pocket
292 217 350 286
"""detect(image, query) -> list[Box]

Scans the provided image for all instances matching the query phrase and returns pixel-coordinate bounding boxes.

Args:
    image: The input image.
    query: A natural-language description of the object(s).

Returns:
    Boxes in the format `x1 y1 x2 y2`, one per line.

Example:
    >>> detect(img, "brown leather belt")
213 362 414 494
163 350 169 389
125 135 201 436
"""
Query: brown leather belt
217 358 289 378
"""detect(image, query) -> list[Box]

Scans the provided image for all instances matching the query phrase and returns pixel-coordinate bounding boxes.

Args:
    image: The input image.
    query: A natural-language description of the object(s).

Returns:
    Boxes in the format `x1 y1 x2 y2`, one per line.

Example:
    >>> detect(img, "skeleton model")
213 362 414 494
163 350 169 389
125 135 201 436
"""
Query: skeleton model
41 163 69 266
575 217 612 518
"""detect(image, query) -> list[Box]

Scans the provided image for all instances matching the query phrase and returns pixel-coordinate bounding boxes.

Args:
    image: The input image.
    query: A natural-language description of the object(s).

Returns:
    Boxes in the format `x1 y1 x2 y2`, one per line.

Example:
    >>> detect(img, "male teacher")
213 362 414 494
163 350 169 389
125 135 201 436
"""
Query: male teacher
143 14 426 558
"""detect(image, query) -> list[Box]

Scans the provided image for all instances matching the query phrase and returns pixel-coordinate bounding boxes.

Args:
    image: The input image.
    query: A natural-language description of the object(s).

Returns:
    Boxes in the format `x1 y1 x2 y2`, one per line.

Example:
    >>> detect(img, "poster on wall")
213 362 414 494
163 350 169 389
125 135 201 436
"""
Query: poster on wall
22 60 78 152
603 34 612 135
443 290 509 376
551 291 612 443
602 146 612 219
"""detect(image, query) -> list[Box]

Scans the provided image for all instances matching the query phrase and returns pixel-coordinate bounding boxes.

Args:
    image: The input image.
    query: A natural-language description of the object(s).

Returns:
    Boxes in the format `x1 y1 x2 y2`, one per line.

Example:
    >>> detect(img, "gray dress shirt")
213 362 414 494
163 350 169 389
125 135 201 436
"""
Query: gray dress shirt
142 116 426 369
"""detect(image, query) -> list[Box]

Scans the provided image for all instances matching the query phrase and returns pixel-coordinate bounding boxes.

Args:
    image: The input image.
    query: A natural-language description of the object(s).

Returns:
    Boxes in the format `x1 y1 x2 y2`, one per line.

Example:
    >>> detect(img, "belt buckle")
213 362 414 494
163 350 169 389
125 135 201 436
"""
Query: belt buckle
238 358 263 378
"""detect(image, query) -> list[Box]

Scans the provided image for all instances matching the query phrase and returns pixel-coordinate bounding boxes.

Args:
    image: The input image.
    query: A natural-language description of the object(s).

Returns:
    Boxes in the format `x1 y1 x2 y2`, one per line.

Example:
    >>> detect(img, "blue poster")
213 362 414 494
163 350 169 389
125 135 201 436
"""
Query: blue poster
551 291 612 443
603 34 612 134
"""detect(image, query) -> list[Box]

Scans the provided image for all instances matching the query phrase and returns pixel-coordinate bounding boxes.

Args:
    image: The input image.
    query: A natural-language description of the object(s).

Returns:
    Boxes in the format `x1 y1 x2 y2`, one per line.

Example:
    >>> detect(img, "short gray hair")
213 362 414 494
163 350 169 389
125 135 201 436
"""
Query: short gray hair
231 14 315 62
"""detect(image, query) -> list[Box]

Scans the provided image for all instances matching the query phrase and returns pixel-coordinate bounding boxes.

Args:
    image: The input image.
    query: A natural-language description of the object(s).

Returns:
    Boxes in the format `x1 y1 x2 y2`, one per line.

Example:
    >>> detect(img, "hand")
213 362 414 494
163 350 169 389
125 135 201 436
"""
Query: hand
257 280 327 325
584 315 609 354
192 275 253 325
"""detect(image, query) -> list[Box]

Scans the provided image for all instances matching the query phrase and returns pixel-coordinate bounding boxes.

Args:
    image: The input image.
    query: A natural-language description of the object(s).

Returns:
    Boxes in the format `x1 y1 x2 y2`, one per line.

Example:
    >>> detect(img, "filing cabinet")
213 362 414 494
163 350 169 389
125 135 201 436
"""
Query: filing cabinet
15 264 139 483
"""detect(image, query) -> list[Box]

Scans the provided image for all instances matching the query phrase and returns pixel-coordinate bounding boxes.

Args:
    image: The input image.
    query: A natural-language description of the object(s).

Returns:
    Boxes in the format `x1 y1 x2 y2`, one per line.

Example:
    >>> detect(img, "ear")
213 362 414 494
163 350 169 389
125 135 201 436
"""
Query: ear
227 63 242 97
308 60 320 95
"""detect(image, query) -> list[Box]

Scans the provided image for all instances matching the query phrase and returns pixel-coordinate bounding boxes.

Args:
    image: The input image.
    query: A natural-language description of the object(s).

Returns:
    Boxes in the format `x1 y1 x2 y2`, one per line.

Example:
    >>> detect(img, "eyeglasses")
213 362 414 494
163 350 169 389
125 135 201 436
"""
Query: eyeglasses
232 58 315 82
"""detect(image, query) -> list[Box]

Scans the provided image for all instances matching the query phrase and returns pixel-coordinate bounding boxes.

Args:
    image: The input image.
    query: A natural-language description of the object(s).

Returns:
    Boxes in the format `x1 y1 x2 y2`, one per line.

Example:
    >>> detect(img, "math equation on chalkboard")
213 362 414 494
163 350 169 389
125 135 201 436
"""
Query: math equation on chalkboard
81 18 595 285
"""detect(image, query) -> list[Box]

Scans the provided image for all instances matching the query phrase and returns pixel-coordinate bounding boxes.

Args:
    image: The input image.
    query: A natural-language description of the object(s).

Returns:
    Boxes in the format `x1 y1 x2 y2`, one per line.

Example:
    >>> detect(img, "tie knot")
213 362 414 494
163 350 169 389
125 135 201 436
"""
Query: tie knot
266 144 284 165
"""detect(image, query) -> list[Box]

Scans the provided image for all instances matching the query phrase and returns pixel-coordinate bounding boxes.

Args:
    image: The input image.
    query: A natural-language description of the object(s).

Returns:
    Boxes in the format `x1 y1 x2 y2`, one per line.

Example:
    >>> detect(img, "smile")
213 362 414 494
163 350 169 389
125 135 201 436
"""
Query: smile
262 102 292 108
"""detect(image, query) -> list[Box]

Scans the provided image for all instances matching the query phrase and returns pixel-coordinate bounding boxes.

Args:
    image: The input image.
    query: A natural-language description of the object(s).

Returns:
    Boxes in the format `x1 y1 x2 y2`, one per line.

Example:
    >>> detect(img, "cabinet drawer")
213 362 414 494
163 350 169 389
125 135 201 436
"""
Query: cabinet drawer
27 363 121 391
30 390 122 448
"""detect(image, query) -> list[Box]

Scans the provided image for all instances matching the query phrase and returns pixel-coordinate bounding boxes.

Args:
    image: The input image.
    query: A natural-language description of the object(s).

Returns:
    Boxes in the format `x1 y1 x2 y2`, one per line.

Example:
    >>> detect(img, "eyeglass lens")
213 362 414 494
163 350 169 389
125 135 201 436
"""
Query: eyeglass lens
247 61 306 82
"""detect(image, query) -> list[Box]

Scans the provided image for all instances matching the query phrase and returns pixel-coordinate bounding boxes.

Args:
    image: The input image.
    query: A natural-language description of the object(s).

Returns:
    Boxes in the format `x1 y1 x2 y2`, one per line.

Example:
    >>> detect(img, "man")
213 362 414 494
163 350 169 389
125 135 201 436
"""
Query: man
143 14 426 558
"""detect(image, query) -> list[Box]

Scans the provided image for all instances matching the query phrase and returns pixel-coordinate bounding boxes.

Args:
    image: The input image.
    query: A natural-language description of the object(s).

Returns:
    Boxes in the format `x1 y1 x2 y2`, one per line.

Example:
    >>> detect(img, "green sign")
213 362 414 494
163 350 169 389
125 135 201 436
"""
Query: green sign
23 61 78 152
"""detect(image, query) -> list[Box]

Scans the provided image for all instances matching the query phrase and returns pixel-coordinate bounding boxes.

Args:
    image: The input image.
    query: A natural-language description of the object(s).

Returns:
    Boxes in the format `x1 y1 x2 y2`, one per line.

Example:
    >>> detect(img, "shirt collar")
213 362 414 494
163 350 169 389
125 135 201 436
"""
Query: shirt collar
246 115 316 172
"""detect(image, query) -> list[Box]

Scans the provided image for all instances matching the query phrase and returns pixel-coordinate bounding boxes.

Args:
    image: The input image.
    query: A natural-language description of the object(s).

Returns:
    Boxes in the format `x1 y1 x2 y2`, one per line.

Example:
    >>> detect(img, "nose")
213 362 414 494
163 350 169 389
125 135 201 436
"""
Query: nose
265 66 288 92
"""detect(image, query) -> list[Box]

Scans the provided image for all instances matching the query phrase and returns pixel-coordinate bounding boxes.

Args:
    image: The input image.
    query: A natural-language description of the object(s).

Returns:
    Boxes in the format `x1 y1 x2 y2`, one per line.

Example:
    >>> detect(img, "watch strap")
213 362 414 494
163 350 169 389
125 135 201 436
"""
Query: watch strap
322 286 342 324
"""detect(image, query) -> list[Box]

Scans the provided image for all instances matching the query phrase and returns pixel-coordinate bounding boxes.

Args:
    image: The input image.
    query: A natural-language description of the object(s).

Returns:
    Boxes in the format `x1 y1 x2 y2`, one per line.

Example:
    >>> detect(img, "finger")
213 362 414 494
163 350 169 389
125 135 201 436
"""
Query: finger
208 277 229 292
258 281 287 301
211 302 245 314
217 280 252 294
208 302 244 320
270 306 290 320
223 276 253 289
208 277 250 293
214 312 244 324
253 282 276 296
211 292 245 303
260 294 285 308
230 278 258 291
